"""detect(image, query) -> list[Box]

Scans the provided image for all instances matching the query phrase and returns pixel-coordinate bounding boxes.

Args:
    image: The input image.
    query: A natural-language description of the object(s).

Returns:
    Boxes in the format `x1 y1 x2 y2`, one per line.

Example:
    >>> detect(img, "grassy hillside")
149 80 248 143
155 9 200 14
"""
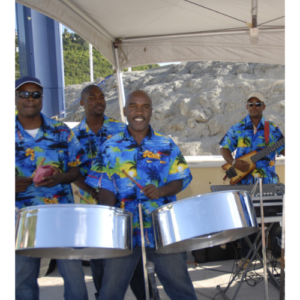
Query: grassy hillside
15 29 159 86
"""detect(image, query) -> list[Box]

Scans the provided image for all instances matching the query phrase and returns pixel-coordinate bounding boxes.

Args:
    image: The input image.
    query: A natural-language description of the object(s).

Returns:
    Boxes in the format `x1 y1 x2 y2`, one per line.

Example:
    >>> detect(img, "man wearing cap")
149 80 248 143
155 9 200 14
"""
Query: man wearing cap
15 76 89 300
219 92 285 267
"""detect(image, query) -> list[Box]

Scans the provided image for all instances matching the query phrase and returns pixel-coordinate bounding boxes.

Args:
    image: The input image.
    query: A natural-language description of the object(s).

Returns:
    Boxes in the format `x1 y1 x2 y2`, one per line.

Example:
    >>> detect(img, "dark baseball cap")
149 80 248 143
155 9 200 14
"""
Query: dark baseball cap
15 76 43 90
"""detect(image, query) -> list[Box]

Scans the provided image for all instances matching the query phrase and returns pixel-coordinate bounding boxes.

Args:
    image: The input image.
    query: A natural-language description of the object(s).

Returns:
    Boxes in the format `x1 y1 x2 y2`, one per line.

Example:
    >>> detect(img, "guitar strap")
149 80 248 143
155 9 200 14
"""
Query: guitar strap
264 121 269 145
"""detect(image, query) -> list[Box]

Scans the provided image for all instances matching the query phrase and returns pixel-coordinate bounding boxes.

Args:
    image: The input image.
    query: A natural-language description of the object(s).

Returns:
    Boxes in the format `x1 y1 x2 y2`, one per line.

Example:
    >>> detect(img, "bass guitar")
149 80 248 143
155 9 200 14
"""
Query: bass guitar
222 138 285 185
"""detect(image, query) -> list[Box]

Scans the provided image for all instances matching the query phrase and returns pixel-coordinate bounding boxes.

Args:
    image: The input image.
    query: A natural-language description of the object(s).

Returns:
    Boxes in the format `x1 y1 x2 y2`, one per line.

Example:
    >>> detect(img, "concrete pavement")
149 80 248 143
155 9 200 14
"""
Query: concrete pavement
37 253 282 300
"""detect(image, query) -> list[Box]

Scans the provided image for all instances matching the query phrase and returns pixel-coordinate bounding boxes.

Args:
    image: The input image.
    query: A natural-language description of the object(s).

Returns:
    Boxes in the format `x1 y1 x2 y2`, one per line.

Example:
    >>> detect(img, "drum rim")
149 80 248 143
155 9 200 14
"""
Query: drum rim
151 189 251 214
17 203 133 216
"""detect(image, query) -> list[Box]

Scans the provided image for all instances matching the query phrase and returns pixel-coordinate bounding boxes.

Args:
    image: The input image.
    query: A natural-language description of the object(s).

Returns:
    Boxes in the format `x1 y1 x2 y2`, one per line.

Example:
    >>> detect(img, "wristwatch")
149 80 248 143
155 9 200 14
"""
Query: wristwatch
232 159 236 167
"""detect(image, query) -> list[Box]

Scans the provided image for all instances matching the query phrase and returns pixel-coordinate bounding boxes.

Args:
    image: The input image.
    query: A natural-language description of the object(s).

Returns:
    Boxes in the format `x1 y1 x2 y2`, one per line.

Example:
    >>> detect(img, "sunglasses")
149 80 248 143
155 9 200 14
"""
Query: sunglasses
17 91 43 99
248 102 263 107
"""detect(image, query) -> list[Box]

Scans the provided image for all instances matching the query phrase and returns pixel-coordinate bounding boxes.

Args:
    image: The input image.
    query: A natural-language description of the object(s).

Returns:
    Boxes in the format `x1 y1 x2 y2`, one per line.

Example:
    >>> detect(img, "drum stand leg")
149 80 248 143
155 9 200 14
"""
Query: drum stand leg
279 194 285 300
138 203 150 300
217 222 279 300
217 230 262 300
138 204 161 300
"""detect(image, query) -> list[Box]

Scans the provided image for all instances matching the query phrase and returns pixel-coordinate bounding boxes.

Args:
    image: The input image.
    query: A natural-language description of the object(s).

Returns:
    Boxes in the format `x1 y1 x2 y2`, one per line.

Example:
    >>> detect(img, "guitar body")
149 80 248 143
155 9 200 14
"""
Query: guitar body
222 151 257 185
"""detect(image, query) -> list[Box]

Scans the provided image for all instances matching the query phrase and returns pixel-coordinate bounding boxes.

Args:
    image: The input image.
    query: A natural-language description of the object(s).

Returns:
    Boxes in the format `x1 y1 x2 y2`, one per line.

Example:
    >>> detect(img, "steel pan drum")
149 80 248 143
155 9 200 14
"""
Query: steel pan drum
151 190 258 254
15 204 132 259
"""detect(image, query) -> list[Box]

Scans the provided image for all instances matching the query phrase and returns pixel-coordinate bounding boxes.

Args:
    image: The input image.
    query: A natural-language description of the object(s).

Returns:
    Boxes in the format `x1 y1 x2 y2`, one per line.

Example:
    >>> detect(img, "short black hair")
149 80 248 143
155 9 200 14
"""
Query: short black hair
81 85 102 99
125 90 152 106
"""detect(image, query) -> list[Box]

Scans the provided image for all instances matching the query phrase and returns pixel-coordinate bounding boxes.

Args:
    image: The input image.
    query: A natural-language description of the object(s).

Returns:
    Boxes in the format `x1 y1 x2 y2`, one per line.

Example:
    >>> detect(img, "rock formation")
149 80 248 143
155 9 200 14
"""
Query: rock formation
63 61 285 156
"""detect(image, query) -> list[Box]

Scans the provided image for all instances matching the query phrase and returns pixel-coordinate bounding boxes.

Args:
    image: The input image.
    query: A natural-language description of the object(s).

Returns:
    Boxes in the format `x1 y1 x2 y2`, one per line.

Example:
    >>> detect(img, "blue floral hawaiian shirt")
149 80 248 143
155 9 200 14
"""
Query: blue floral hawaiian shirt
219 115 285 184
85 126 192 248
72 115 126 204
15 113 89 209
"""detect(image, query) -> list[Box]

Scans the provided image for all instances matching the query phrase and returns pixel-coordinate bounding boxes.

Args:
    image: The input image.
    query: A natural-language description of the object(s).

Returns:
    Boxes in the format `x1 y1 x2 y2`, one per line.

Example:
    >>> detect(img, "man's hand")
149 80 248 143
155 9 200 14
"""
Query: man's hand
35 166 62 188
74 173 98 199
16 177 32 193
142 184 161 200
89 188 99 199
97 189 116 206
234 160 250 172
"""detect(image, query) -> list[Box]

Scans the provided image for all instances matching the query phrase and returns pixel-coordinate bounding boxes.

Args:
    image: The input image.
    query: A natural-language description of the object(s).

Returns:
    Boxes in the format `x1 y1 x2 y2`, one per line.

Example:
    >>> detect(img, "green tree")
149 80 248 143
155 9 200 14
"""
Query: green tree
15 28 160 85
15 36 20 80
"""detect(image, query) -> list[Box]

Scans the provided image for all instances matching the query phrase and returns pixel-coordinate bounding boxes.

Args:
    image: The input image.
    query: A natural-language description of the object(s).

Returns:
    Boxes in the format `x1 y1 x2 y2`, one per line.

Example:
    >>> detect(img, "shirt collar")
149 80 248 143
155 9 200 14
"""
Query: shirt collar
245 114 265 129
80 115 109 133
15 113 46 131
15 113 46 140
124 125 153 142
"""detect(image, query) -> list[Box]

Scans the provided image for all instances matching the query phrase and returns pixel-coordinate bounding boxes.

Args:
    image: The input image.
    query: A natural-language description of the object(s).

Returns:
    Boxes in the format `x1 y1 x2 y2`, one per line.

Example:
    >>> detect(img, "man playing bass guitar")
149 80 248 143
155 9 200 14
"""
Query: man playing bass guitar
219 92 285 184
219 92 285 267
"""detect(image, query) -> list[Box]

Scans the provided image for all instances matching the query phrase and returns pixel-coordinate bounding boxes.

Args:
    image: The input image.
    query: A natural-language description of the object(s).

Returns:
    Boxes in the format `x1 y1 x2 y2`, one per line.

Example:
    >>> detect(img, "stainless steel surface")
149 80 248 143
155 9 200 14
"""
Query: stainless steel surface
15 204 133 259
210 183 285 201
139 203 150 300
152 190 258 254
256 216 282 224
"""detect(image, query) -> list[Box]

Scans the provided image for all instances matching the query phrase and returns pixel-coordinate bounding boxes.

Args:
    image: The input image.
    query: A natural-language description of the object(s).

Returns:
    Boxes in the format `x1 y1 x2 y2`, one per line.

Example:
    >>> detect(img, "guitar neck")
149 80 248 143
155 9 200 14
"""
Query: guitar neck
251 139 284 163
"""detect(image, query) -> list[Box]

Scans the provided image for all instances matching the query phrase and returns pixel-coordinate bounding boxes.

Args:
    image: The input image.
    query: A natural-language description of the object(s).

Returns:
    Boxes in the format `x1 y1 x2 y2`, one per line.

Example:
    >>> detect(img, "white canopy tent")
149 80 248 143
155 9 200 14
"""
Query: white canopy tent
16 0 285 120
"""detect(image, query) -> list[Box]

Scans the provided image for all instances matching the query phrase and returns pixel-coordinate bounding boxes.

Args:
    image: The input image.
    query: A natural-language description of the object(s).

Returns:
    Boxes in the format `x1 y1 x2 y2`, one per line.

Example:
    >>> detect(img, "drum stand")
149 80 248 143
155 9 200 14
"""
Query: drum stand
217 179 281 300
138 203 161 300
139 203 150 300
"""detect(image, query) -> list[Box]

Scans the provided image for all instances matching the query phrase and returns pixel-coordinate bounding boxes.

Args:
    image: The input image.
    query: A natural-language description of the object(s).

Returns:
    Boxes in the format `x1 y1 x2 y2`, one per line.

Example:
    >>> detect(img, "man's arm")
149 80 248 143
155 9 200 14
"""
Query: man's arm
279 149 285 156
15 177 33 193
74 173 98 198
220 148 250 172
142 179 183 200
96 188 116 206
220 148 235 165
35 166 80 187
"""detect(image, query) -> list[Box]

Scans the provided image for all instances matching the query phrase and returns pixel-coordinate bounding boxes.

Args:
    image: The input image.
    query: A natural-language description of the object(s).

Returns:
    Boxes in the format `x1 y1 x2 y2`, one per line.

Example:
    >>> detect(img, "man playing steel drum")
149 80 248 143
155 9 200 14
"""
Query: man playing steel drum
73 84 151 300
15 76 89 300
85 90 197 300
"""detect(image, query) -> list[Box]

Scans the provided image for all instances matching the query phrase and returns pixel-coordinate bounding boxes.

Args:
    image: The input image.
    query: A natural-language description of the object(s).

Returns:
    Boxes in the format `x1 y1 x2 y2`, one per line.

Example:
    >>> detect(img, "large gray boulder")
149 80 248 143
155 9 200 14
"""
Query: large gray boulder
62 61 285 156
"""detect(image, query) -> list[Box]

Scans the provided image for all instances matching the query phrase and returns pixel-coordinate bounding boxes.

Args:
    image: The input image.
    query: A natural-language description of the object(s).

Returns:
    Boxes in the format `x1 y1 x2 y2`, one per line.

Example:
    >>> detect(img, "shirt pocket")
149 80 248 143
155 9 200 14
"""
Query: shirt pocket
15 146 37 177
38 149 69 173
143 158 169 186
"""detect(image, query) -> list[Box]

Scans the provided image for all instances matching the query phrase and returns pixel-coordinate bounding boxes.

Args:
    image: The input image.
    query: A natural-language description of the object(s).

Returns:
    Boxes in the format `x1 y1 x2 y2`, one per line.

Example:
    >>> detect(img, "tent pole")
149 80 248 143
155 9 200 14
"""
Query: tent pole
114 44 126 123
122 27 283 42
89 43 94 82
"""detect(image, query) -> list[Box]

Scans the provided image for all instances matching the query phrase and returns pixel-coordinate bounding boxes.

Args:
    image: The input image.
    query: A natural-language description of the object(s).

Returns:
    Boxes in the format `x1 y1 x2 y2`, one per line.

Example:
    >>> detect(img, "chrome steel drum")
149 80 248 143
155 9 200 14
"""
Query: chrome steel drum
151 190 258 254
15 204 132 259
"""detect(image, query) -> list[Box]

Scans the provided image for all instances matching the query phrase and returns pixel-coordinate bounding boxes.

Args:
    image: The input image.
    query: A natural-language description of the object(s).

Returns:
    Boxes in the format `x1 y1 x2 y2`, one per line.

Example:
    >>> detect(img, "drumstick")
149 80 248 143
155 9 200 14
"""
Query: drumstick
75 190 95 204
31 157 46 178
122 170 144 189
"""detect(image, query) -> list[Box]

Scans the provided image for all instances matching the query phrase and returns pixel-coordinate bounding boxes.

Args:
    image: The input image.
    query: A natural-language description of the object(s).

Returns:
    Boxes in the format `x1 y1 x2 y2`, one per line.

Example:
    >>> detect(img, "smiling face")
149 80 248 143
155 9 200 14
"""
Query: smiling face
80 85 106 117
123 90 153 136
15 83 43 119
246 97 265 119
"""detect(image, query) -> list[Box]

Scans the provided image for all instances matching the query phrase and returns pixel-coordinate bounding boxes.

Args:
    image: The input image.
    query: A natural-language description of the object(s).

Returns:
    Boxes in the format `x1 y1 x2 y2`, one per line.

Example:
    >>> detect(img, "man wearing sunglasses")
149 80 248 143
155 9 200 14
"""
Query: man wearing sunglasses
219 91 285 268
15 76 89 300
